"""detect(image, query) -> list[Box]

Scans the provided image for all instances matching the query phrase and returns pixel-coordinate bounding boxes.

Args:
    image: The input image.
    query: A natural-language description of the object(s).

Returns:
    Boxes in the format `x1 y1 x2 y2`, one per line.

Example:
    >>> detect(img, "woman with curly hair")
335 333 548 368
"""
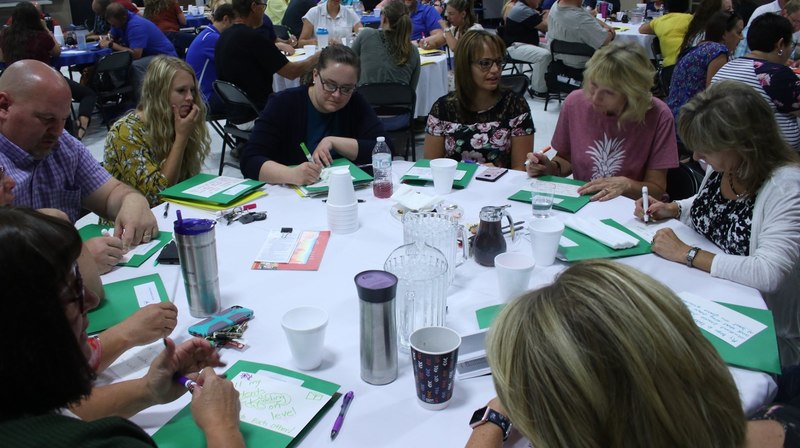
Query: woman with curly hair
424 30 534 170
103 55 210 208
143 0 194 56
0 1 97 140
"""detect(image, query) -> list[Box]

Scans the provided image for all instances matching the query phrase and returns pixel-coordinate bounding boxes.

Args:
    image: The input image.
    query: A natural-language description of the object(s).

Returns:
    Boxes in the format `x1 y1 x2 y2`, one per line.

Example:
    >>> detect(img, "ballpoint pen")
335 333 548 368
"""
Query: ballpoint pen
330 391 354 439
163 202 170 219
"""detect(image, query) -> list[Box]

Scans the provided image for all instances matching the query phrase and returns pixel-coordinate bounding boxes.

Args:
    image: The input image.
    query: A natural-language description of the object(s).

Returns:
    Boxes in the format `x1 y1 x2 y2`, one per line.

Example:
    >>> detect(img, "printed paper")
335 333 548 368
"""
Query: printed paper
183 176 246 198
254 230 302 263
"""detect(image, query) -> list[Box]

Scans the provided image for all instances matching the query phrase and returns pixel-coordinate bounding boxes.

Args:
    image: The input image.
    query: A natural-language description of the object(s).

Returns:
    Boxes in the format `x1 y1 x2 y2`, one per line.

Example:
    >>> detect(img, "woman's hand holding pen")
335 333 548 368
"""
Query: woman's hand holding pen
526 152 556 177
294 162 322 185
145 337 225 405
633 196 679 221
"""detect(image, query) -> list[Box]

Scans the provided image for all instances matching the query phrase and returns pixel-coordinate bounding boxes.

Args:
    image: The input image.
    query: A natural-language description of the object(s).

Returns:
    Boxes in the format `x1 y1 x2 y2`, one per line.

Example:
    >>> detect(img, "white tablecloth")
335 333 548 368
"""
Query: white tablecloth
609 21 656 59
273 50 449 118
86 163 776 447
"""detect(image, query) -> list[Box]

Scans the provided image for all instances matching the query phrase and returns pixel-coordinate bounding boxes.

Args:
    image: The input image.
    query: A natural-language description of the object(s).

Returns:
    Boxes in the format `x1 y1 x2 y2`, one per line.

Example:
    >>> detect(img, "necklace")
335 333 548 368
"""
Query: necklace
727 172 745 199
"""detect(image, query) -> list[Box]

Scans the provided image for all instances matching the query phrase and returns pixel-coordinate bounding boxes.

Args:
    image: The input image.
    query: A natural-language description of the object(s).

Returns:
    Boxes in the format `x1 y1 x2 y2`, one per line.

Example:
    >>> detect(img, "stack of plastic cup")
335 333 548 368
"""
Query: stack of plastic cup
327 167 359 234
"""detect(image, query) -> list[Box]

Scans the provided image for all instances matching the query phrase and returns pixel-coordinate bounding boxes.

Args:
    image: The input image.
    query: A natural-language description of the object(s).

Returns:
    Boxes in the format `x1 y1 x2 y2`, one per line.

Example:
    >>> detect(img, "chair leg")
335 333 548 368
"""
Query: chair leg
218 134 228 176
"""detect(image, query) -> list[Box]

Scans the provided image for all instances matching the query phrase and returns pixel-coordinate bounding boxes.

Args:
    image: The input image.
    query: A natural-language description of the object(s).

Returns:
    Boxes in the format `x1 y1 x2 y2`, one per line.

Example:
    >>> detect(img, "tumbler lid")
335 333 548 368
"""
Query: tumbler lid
173 218 216 236
354 270 398 303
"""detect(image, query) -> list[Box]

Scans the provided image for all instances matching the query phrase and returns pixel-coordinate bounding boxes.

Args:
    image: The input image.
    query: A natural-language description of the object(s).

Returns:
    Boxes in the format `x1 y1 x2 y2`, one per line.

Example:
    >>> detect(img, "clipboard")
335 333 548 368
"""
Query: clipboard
151 360 341 448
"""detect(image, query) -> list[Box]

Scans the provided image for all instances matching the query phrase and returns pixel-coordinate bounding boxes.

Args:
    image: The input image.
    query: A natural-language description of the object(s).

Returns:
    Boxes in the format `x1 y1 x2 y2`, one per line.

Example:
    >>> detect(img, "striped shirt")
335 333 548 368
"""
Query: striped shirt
711 58 800 150
0 132 111 222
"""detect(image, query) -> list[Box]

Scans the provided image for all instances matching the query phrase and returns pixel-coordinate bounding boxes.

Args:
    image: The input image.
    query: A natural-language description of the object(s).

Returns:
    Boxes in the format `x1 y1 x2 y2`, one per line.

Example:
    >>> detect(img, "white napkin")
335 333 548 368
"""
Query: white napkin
564 217 639 250
390 184 441 211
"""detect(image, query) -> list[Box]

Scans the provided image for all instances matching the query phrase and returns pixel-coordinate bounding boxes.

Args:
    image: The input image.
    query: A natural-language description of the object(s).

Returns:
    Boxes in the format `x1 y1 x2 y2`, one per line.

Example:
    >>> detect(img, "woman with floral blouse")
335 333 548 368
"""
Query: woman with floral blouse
424 30 534 170
104 56 210 208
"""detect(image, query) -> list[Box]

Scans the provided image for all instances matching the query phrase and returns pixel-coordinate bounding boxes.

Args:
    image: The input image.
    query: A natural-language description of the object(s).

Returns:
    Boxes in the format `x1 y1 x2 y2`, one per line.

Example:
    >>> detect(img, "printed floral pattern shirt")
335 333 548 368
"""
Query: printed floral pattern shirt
425 90 534 168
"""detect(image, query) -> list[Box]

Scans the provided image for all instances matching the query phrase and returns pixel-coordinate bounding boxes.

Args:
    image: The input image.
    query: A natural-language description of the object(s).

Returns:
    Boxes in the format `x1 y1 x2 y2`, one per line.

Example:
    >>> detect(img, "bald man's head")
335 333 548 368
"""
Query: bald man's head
0 60 69 101
0 60 72 159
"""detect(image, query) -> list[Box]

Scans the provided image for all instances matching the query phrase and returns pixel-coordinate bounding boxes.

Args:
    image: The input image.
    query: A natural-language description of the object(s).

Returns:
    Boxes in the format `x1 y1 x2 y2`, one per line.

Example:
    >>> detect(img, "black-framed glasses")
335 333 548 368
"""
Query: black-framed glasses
61 264 85 313
473 58 503 72
318 74 356 96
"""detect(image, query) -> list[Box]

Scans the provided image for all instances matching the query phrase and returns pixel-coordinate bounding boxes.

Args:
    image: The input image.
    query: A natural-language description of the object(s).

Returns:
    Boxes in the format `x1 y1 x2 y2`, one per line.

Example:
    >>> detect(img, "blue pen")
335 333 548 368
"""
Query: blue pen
330 391 354 439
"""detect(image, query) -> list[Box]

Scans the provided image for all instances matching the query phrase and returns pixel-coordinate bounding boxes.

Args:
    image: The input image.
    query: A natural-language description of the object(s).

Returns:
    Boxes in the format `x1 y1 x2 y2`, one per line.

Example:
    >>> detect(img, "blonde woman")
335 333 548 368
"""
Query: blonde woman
104 56 210 208
467 260 793 448
526 41 679 200
638 81 800 367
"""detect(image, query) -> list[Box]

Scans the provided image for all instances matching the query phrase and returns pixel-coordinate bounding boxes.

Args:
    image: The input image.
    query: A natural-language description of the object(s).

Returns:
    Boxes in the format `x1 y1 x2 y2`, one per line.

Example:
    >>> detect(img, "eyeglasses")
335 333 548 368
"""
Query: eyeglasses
473 58 504 72
61 264 85 313
318 73 356 96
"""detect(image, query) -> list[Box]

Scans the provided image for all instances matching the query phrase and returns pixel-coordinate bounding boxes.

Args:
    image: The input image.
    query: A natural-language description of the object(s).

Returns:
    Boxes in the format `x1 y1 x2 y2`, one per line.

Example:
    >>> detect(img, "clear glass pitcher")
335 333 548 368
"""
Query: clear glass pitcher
473 205 515 267
384 242 449 352
402 212 468 285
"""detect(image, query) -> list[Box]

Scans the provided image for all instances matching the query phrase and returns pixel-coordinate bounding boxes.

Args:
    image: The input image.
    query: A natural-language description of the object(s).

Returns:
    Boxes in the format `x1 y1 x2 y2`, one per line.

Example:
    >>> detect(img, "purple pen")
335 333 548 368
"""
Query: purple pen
330 391 354 439
175 374 198 393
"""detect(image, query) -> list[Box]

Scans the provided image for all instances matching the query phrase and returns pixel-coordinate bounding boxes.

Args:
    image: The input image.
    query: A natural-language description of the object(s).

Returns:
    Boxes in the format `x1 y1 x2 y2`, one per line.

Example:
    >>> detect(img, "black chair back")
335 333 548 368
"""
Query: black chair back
91 51 134 128
273 24 291 40
666 162 704 200
544 39 595 110
500 74 529 97
358 83 417 160
212 80 260 125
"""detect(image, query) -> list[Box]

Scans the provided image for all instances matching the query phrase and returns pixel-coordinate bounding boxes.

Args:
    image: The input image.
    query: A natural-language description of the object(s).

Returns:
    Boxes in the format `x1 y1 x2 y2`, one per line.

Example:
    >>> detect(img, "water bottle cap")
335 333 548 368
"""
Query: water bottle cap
173 218 216 235
317 27 329 34
376 136 385 142
354 270 398 303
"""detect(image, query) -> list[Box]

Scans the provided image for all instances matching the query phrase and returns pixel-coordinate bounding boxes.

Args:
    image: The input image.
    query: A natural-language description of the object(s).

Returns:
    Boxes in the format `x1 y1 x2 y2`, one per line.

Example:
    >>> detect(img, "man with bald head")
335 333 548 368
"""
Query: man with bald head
0 60 158 273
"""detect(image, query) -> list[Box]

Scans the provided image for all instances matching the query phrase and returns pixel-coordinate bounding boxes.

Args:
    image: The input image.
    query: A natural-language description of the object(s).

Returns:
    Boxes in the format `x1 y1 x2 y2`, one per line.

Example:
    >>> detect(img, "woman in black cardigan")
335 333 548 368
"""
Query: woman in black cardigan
240 44 388 186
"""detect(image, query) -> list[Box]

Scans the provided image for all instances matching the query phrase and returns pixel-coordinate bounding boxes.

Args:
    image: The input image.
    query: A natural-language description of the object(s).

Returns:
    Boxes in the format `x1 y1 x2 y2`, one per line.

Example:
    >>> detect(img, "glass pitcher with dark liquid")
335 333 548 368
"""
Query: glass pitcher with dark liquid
473 205 515 267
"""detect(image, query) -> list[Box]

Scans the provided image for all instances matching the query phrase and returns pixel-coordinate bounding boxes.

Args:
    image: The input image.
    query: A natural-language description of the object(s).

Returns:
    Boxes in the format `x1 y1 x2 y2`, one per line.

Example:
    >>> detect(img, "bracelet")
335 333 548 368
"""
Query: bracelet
551 159 562 176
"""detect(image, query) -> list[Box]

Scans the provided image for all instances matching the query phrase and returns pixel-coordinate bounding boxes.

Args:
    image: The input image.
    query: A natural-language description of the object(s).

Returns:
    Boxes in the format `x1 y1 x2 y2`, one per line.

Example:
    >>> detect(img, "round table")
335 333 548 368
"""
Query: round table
85 162 776 448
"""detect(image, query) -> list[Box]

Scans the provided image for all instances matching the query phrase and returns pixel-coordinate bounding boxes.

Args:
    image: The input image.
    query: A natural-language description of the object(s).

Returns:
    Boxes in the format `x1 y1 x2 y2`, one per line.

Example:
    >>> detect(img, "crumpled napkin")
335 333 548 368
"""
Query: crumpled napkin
390 184 441 211
564 217 639 250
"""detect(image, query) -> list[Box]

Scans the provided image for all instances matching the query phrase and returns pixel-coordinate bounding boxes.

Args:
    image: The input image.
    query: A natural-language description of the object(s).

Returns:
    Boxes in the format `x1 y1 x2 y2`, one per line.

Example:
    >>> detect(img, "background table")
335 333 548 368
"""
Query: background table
86 163 776 447
184 13 210 28
274 50 449 118
609 21 656 58
54 45 111 69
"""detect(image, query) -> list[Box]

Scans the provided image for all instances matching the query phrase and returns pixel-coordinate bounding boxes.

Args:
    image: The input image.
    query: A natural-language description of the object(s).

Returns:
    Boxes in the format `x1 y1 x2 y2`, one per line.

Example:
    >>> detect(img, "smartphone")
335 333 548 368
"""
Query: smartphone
156 241 179 265
475 167 508 182
188 305 255 337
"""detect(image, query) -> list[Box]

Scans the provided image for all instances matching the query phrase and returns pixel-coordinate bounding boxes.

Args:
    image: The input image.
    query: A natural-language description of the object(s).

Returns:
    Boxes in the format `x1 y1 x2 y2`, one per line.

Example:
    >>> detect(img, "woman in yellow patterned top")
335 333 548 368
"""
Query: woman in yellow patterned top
103 55 210 208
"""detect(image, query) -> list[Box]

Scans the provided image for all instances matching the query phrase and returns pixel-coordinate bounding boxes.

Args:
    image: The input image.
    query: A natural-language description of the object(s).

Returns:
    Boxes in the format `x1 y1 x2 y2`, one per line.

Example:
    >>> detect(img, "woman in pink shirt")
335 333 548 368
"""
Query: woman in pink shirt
526 41 679 201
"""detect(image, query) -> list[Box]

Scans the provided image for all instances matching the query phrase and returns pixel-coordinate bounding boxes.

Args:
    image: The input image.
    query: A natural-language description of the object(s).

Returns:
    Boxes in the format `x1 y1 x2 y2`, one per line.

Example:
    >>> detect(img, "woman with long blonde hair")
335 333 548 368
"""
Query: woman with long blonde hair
104 55 210 207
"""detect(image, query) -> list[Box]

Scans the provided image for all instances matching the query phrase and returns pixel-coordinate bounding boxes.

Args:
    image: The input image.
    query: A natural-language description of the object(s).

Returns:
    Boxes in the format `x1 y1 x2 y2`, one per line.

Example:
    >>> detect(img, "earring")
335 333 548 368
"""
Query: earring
779 48 784 56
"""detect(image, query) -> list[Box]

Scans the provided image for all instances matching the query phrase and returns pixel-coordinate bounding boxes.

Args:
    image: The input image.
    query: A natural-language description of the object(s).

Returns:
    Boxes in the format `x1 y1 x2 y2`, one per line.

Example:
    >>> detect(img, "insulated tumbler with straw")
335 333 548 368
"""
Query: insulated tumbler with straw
174 210 222 317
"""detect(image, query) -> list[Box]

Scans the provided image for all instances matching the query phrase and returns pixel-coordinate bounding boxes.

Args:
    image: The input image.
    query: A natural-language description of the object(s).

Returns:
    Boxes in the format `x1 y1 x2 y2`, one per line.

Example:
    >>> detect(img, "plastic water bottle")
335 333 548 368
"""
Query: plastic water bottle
354 0 364 17
317 28 329 48
372 136 393 198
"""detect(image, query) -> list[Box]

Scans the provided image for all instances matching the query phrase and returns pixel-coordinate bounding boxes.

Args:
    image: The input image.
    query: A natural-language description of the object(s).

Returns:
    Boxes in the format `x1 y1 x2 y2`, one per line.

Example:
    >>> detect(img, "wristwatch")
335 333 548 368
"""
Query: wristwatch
469 406 512 441
686 246 701 268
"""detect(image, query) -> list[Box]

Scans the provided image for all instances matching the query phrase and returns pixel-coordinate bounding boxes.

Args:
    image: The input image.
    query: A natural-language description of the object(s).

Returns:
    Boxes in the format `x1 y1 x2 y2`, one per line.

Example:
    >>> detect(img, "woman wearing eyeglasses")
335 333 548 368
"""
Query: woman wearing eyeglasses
526 41 679 201
240 45 387 186
0 208 244 448
424 30 534 170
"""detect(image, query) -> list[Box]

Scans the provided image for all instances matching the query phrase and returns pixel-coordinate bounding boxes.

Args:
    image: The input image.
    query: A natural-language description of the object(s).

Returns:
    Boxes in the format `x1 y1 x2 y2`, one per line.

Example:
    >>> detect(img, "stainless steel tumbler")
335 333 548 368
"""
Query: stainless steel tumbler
174 218 221 317
355 270 398 385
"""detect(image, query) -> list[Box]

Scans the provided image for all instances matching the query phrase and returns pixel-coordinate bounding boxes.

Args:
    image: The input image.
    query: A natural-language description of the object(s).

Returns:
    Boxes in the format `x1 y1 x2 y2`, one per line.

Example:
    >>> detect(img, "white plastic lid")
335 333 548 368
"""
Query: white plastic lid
636 3 646 7
376 136 385 142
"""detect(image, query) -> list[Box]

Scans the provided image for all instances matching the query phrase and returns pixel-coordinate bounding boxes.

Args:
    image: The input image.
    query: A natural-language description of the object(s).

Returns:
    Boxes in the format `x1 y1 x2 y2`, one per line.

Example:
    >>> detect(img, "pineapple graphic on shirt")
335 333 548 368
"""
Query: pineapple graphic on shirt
587 133 625 180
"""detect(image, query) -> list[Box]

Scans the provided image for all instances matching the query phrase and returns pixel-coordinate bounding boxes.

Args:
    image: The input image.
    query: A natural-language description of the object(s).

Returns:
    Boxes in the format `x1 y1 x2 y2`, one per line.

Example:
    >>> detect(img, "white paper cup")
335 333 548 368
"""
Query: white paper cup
409 326 460 410
303 44 316 54
373 7 382 17
430 158 457 195
528 217 564 267
327 202 359 234
494 252 535 302
281 306 329 370
327 167 356 206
